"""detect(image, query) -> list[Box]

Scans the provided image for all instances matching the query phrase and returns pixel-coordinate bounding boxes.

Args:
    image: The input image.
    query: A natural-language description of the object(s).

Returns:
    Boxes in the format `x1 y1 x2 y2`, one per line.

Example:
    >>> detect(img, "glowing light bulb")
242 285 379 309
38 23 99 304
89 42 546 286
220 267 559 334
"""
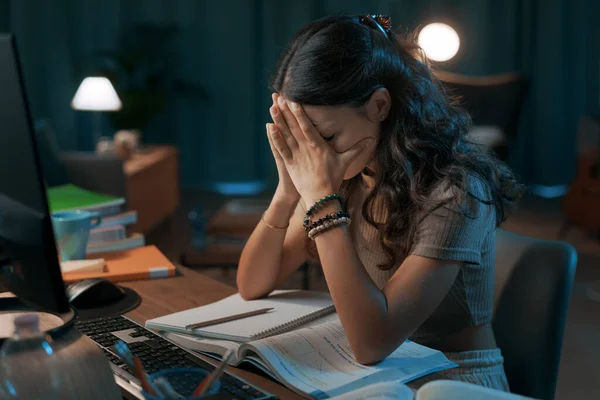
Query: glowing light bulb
418 23 460 62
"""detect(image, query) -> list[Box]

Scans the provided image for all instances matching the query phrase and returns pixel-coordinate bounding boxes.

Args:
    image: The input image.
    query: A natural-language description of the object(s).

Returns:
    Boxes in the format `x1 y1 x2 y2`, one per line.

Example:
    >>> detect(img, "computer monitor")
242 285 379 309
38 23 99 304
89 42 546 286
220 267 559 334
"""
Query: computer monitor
0 34 70 314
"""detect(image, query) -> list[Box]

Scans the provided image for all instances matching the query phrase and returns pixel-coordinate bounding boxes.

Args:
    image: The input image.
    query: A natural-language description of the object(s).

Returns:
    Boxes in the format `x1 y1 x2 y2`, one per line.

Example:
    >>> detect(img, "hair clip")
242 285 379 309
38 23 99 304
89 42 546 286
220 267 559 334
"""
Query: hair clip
360 14 392 38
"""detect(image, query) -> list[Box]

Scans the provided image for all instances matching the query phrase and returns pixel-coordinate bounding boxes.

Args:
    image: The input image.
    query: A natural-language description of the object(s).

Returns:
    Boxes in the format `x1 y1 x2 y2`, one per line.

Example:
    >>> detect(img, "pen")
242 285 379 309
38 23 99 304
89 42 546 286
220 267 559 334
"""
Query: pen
192 349 235 397
184 307 274 331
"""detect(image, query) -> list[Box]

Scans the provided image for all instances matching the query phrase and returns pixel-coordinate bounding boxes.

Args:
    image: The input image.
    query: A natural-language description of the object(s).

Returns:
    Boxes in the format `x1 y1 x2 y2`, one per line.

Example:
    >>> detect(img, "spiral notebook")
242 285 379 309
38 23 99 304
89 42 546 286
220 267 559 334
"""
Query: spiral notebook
145 290 335 342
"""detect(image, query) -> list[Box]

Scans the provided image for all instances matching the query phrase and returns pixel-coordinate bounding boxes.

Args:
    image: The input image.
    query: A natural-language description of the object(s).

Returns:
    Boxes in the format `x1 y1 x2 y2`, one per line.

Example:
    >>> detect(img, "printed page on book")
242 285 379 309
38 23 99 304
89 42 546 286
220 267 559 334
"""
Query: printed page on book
244 315 456 399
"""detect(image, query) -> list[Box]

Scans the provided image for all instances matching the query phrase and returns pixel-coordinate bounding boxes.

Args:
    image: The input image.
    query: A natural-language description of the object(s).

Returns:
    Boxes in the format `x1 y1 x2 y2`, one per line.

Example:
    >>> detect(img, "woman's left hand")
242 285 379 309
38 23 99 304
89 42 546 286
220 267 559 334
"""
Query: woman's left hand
269 96 374 207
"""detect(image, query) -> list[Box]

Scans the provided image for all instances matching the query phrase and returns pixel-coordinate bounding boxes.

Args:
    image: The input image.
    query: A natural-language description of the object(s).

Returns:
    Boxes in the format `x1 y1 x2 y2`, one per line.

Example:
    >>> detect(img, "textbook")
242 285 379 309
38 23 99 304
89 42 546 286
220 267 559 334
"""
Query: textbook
147 291 456 399
159 313 456 399
96 210 137 229
47 184 125 216
86 232 145 254
61 245 175 284
88 225 126 244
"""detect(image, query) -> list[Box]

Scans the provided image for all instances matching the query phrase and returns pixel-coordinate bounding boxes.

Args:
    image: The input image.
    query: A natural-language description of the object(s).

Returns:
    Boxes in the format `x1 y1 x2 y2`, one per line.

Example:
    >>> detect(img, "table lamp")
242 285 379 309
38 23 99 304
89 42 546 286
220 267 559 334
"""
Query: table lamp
71 76 122 150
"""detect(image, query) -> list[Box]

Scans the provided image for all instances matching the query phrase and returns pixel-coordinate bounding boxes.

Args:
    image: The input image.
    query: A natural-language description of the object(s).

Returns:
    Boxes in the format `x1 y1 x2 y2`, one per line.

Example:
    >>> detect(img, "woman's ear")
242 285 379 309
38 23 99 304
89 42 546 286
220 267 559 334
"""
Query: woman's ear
365 88 391 123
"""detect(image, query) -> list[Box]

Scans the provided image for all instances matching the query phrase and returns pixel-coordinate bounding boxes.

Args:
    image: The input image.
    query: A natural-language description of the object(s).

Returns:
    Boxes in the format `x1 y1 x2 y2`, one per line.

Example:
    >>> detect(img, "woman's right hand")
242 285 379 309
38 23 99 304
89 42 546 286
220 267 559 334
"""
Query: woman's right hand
268 93 300 205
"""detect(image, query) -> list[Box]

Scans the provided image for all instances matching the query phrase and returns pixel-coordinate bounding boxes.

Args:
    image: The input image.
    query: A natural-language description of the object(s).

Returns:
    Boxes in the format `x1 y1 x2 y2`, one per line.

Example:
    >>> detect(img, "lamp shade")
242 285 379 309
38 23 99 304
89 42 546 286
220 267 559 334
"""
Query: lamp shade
71 77 122 111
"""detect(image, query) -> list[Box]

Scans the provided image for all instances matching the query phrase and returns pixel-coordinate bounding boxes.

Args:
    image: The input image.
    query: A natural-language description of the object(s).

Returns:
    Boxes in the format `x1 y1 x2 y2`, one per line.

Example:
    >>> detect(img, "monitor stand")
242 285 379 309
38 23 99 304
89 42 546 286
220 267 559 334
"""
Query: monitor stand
0 296 76 345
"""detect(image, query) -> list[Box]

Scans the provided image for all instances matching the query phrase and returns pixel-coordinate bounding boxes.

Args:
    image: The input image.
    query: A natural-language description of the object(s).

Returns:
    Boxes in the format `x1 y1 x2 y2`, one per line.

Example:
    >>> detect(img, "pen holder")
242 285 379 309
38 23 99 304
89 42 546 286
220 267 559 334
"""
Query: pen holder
141 368 221 400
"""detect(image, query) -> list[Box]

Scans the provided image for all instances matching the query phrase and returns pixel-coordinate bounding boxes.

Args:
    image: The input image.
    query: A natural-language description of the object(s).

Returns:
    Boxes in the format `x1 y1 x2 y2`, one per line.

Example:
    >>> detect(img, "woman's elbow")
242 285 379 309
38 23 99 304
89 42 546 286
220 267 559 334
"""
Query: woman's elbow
237 281 261 301
236 277 270 301
236 275 255 300
238 288 258 301
351 342 391 366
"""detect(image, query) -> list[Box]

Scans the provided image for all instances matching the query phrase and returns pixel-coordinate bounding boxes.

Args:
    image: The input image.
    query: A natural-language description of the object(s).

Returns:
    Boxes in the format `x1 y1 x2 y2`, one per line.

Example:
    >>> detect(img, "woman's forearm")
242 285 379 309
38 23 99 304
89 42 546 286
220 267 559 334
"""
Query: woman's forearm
236 194 298 299
311 202 401 364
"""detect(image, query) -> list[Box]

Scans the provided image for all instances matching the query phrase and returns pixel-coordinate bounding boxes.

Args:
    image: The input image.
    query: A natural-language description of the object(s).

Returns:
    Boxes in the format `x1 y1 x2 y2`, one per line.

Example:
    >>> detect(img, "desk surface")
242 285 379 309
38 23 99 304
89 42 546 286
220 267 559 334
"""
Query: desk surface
121 266 304 400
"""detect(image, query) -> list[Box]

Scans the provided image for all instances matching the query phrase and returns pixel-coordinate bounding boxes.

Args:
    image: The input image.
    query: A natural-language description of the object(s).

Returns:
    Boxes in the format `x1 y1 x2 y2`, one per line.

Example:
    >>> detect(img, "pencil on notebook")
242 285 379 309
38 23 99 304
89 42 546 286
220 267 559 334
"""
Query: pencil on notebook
184 307 274 331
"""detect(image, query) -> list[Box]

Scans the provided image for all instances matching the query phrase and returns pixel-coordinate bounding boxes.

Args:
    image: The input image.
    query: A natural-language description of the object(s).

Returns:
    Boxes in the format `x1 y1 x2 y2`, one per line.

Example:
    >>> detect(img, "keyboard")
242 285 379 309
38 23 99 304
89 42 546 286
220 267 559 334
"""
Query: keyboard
75 315 276 400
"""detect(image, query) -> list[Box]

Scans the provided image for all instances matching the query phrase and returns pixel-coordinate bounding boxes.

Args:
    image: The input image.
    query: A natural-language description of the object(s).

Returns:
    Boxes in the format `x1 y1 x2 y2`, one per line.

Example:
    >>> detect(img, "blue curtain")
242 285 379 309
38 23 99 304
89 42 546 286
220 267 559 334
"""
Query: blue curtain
1 0 598 189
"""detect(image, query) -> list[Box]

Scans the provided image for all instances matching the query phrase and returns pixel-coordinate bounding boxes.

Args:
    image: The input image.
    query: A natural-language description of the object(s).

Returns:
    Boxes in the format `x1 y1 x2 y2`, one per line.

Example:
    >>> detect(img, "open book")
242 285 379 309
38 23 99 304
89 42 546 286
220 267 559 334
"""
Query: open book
158 312 457 399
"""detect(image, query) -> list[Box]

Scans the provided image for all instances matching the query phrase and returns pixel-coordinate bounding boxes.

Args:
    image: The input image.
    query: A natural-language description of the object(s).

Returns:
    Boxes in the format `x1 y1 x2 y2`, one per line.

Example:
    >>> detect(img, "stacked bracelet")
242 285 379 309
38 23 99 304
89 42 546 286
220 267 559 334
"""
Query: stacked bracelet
304 210 350 232
308 216 351 240
303 193 344 229
303 193 350 240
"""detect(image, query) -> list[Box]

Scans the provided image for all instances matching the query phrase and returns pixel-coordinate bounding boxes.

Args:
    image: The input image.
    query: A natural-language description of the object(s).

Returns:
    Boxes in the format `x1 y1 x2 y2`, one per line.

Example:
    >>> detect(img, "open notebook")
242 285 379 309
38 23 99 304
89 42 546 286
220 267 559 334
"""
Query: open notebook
145 290 335 342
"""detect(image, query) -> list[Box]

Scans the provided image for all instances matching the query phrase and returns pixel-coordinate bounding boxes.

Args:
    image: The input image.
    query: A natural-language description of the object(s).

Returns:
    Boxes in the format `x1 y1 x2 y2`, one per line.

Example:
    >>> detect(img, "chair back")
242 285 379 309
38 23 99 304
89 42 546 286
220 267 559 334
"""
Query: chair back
493 229 577 400
437 71 527 160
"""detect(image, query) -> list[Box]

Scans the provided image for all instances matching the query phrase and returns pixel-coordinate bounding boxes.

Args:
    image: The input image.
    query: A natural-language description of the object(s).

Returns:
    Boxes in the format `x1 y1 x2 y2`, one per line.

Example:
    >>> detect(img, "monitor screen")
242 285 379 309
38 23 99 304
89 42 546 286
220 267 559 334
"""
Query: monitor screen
0 34 69 313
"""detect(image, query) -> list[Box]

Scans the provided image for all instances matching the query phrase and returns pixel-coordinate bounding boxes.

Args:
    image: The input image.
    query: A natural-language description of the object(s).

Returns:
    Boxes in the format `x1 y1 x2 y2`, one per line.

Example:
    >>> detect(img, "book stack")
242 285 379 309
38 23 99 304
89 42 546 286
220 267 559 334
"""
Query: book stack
47 184 145 254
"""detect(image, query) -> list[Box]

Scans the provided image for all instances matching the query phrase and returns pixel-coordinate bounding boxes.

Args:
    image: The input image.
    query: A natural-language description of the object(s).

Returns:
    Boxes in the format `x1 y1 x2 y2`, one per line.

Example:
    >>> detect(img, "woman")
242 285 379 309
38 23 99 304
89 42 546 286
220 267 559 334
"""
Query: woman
236 14 524 390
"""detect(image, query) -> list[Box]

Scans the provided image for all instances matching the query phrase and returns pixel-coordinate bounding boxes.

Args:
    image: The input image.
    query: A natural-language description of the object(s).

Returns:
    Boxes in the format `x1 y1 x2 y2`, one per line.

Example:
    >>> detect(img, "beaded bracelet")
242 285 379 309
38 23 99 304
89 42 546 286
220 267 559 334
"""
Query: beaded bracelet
304 210 350 232
308 216 351 240
303 193 344 228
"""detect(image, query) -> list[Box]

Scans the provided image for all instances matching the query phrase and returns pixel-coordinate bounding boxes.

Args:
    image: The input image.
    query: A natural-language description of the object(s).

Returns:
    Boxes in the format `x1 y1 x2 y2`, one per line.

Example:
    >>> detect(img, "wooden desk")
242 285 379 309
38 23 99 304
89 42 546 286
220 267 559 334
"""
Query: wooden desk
121 266 304 400
1 267 437 399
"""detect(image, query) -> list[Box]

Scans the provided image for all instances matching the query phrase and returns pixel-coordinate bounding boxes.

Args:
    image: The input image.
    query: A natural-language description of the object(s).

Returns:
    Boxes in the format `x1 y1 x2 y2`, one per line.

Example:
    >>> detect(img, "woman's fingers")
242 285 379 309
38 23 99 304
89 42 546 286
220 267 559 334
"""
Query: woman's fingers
276 96 303 147
268 123 293 160
266 123 283 163
287 100 324 147
270 102 298 150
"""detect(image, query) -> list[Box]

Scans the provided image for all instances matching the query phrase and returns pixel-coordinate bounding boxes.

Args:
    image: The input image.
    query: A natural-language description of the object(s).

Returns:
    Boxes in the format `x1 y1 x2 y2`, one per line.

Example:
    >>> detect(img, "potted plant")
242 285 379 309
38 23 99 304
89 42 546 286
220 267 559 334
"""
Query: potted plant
88 23 208 142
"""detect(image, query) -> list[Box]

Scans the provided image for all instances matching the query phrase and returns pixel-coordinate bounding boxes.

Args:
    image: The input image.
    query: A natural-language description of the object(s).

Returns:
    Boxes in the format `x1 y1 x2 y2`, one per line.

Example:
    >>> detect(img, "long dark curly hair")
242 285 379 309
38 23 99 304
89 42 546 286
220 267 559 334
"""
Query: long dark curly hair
271 15 525 270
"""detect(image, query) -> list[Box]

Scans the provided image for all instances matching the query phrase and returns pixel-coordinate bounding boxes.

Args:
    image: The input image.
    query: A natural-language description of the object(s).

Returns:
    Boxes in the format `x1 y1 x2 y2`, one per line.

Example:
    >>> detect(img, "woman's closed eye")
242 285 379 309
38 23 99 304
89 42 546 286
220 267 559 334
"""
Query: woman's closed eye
323 134 336 142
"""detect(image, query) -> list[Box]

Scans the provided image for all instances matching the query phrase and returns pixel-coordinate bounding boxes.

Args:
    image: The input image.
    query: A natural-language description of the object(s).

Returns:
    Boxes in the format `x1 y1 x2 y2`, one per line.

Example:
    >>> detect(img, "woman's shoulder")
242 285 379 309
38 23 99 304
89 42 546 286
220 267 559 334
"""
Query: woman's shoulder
426 173 494 219
429 173 490 201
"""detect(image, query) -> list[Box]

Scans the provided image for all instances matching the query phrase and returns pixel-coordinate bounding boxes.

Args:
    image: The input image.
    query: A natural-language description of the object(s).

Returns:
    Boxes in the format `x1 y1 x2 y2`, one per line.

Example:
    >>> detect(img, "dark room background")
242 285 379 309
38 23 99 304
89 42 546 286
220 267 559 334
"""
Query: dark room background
1 0 598 193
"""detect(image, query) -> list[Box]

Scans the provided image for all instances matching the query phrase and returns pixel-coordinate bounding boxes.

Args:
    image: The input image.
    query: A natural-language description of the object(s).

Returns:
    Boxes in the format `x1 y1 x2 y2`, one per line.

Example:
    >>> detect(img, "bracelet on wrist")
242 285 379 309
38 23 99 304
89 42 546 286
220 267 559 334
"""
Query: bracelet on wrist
304 210 350 232
308 216 351 240
303 193 344 228
261 212 289 230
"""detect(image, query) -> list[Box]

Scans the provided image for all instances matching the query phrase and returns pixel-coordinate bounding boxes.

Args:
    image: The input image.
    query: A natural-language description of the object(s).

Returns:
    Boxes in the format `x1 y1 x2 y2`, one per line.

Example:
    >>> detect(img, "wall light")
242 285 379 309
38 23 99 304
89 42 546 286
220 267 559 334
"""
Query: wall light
418 23 460 62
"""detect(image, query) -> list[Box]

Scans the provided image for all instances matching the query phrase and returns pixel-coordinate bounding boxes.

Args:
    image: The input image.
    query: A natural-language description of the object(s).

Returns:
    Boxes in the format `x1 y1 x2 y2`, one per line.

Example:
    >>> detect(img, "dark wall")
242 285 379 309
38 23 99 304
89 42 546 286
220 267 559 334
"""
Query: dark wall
2 0 598 189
